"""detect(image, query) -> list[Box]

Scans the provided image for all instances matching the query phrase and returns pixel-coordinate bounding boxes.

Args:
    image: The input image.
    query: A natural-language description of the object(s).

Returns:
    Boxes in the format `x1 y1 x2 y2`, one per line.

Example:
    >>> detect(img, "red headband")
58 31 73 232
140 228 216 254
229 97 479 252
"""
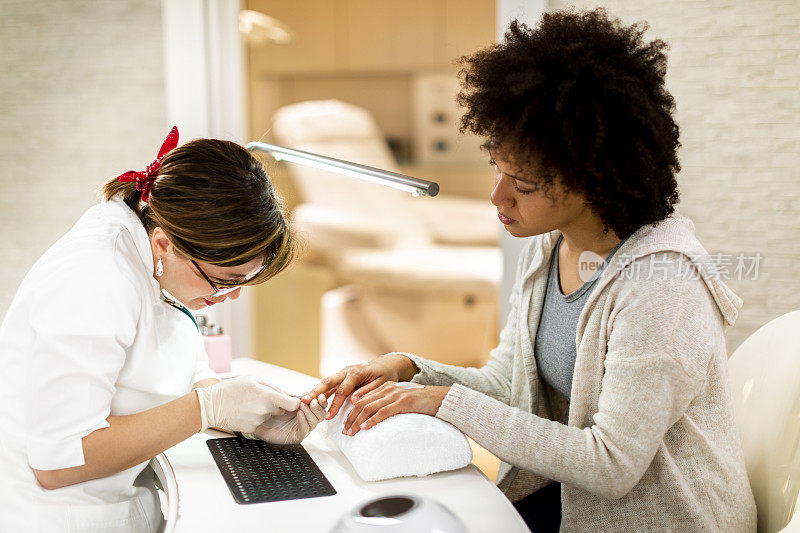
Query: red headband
116 126 179 203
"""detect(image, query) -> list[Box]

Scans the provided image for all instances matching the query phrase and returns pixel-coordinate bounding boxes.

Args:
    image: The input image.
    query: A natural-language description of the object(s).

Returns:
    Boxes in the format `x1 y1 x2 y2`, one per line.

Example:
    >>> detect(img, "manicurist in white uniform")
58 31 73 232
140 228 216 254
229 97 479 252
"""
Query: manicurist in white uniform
0 128 328 532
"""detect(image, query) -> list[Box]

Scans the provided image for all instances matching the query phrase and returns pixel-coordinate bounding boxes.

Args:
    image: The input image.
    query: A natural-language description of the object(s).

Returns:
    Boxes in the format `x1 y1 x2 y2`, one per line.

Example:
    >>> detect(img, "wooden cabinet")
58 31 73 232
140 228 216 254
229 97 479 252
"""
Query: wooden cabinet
250 262 337 377
247 0 495 77
246 0 346 75
441 0 496 63
344 0 439 71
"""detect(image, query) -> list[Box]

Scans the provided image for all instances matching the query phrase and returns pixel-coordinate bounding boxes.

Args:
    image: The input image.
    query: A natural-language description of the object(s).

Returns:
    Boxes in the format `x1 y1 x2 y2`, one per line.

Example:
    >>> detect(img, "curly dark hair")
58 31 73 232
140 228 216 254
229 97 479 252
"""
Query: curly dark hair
457 9 680 238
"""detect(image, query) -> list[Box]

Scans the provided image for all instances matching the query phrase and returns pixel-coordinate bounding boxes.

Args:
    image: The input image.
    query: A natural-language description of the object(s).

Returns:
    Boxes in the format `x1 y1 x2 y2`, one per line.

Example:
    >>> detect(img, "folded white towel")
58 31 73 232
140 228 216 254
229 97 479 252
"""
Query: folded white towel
326 393 473 482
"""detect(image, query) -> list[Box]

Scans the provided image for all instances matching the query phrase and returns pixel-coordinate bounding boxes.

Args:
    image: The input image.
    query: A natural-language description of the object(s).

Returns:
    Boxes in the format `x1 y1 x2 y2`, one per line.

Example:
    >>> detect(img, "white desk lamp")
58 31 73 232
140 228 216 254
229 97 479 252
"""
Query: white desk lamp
246 142 440 198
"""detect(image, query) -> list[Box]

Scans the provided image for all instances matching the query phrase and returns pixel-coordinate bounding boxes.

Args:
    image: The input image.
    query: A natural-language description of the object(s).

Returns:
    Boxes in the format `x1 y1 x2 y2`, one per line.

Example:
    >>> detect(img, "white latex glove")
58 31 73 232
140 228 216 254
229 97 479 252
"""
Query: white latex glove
253 394 328 445
195 375 301 433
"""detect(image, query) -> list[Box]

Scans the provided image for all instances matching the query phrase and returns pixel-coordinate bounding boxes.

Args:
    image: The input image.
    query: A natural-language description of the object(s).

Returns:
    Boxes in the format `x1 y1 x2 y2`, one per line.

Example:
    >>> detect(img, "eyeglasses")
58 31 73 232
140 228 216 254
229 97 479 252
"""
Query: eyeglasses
190 259 250 298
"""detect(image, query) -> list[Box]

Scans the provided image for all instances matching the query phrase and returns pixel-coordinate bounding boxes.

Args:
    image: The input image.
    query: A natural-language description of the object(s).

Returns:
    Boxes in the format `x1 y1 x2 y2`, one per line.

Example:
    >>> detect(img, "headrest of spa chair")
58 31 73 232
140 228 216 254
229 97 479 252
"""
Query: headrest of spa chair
272 100 427 245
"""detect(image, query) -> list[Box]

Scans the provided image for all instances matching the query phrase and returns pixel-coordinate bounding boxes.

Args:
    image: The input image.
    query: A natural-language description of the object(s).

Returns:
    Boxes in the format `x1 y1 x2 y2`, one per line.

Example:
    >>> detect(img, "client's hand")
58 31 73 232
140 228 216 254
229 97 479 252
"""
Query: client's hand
302 354 420 421
254 394 328 445
341 382 451 437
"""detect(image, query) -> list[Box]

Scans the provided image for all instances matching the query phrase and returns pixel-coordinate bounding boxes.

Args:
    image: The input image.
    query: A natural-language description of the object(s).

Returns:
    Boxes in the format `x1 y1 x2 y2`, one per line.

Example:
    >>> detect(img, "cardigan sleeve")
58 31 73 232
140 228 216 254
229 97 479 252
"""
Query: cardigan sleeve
435 256 715 500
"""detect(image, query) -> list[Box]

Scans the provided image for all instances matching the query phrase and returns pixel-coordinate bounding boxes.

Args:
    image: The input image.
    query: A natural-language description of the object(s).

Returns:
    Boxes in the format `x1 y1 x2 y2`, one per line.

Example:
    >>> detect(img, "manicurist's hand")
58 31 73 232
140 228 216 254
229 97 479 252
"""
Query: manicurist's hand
254 394 328 444
302 354 420 420
341 382 451 437
195 375 301 434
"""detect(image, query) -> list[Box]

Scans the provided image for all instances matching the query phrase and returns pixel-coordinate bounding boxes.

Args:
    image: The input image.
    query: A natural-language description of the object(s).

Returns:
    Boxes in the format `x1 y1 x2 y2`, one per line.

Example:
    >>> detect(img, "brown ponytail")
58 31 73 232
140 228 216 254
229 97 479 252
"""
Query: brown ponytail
98 138 296 284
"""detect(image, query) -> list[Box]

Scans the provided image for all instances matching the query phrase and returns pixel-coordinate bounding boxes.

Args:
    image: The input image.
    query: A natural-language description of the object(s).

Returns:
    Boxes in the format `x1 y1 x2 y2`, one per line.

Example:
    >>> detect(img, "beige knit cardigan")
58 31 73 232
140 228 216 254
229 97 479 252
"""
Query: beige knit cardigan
405 216 757 531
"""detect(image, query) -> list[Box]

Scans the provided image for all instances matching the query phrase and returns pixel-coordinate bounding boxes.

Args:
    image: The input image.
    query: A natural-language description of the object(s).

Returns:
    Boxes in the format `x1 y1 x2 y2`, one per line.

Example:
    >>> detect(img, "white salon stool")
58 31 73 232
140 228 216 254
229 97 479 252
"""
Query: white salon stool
150 453 179 533
728 310 800 532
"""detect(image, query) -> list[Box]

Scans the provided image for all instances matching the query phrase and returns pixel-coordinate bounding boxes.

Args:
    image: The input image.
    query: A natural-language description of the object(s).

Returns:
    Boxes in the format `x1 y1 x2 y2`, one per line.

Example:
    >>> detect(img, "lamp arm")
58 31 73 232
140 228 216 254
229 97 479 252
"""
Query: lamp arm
246 141 439 197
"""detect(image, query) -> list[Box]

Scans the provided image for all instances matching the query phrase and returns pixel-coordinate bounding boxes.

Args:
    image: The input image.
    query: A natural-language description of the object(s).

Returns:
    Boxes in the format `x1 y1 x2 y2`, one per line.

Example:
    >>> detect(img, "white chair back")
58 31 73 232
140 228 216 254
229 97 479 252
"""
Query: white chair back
150 453 178 533
728 310 800 532
272 100 429 246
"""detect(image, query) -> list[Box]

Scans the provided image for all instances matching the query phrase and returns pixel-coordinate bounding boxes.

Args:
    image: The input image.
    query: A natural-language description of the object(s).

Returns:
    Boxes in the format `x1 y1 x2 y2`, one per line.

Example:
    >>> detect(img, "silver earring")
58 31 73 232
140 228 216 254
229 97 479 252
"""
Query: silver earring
155 258 164 277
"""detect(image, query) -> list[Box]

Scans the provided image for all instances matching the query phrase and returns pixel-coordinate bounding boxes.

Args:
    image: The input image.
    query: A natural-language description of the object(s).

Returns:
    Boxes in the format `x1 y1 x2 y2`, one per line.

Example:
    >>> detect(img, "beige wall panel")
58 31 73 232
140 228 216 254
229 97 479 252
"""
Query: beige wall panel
345 0 438 71
249 77 284 141
279 75 412 141
247 0 346 75
442 0 497 65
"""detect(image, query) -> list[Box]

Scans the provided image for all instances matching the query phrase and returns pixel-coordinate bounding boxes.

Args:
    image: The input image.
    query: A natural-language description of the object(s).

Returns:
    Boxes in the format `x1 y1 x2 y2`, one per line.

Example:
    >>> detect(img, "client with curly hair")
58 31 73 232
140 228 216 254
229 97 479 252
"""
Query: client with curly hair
309 9 756 532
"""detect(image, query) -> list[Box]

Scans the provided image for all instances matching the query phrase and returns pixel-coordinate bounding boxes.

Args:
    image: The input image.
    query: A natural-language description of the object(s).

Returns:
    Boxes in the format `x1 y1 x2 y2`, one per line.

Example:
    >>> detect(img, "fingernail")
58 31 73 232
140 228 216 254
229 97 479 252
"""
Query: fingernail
360 423 367 429
351 395 358 403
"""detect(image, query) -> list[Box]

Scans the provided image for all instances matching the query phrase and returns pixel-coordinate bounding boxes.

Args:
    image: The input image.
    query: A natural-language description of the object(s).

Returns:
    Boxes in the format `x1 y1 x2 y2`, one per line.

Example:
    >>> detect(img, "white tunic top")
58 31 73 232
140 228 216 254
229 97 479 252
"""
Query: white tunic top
0 198 216 532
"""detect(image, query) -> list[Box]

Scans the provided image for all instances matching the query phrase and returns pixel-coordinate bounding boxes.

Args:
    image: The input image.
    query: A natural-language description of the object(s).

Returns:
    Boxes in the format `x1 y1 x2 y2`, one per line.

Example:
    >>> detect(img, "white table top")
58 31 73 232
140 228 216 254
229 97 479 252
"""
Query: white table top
164 358 528 532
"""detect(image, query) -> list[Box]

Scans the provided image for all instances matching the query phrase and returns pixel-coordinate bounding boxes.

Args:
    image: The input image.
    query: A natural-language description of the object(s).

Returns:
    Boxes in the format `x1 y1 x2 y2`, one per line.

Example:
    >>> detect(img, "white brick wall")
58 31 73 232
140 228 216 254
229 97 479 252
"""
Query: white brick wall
548 0 800 350
0 0 166 318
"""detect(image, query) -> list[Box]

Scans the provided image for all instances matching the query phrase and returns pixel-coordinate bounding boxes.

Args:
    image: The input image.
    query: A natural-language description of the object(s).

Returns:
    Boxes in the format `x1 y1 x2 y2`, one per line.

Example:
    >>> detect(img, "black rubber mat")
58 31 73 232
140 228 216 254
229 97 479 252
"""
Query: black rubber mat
207 437 336 504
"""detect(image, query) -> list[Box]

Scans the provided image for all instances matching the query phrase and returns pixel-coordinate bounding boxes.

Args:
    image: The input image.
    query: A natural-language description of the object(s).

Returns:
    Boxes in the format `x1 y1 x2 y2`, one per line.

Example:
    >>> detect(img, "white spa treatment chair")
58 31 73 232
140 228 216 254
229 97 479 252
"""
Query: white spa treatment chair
271 100 501 375
728 310 800 532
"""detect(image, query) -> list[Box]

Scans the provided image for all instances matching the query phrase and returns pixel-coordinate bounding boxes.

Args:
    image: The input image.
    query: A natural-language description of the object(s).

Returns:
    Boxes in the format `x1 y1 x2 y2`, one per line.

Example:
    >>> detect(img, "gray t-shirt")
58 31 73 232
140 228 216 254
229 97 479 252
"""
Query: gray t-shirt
532 235 625 400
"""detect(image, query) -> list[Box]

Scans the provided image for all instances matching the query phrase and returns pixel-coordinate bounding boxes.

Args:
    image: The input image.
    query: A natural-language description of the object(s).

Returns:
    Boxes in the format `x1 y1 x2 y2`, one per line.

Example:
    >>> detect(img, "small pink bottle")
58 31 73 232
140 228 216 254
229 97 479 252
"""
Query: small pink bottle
198 318 232 373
